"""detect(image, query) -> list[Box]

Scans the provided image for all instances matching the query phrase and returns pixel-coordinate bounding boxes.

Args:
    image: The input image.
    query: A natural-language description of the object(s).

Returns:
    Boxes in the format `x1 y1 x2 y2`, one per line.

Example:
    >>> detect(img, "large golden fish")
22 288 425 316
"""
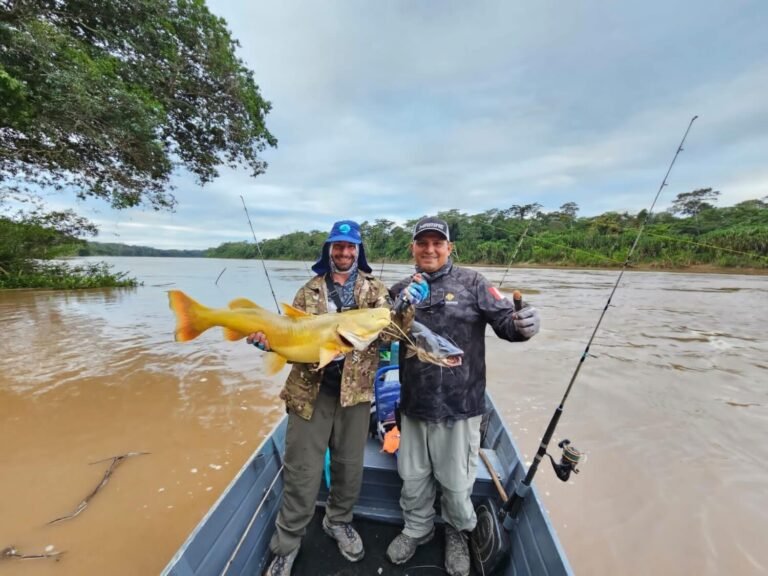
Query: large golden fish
168 290 391 375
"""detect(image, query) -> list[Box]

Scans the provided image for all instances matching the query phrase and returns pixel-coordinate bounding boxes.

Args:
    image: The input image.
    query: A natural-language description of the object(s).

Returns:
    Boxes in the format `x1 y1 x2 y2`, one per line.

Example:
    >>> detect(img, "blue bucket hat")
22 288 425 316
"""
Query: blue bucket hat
311 220 372 275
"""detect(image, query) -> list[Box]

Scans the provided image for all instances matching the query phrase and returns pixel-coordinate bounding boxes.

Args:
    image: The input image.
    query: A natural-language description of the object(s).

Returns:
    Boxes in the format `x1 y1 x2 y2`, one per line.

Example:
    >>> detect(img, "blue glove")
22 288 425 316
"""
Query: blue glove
402 278 429 304
246 332 270 351
513 306 540 339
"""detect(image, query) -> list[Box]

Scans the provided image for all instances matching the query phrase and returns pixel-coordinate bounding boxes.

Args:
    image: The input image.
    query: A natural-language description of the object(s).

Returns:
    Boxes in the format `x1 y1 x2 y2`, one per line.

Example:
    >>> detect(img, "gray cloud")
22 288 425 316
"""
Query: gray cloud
63 0 768 248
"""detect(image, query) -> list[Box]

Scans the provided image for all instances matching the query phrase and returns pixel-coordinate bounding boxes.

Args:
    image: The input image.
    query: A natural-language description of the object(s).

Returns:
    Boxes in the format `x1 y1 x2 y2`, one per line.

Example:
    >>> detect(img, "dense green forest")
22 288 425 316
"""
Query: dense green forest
2 192 766 290
77 242 205 258
207 193 768 270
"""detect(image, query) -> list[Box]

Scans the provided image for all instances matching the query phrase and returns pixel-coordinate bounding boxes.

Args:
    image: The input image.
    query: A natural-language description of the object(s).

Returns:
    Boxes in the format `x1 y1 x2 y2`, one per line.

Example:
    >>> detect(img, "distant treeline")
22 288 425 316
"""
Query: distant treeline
77 242 206 258
207 193 768 270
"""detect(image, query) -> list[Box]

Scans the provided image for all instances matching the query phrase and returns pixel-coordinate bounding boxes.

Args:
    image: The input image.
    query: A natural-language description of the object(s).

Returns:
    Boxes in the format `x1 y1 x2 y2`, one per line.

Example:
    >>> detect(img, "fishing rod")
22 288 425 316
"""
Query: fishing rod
240 195 281 314
501 115 699 524
498 220 532 289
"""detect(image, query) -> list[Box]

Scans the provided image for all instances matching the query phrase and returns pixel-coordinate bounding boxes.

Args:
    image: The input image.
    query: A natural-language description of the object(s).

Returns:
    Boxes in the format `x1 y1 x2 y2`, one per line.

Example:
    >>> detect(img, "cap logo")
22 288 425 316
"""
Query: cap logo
339 223 351 234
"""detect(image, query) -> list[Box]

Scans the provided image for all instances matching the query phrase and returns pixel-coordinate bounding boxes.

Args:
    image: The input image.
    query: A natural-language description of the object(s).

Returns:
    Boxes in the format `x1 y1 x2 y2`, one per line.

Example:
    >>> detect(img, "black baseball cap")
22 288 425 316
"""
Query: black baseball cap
413 216 450 241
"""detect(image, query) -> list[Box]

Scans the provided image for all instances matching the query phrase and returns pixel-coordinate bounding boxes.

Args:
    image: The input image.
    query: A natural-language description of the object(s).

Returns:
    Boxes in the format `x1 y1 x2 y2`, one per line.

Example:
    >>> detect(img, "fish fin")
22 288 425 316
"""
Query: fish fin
405 344 417 358
317 347 341 369
282 303 310 318
228 298 261 309
263 352 288 375
168 290 213 342
223 327 249 341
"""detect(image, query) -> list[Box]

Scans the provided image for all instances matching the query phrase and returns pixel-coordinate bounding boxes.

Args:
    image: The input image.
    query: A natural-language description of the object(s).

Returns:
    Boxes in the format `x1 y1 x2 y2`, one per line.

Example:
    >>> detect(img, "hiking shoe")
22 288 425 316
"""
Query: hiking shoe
386 528 435 564
322 515 365 562
445 524 470 576
265 546 299 576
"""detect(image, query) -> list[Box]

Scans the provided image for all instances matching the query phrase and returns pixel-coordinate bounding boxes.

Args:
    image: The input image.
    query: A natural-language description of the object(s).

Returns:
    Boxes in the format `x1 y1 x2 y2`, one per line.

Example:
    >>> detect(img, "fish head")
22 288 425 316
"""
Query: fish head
336 308 392 351
407 321 464 367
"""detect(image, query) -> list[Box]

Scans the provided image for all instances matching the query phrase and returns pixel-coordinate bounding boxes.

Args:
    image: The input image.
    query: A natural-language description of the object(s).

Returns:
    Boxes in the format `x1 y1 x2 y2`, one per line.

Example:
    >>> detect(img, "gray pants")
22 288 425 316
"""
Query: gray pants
270 391 371 555
397 413 482 538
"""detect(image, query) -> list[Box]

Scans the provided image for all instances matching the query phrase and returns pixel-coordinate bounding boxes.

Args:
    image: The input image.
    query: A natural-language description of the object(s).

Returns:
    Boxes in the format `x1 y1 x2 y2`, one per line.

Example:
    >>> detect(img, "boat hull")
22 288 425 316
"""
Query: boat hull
162 391 572 576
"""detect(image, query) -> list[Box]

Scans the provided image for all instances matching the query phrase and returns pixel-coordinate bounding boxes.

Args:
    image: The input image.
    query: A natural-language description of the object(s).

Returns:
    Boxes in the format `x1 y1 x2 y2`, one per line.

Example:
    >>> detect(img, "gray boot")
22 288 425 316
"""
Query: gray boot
386 528 435 564
445 524 470 576
322 515 365 562
265 546 299 576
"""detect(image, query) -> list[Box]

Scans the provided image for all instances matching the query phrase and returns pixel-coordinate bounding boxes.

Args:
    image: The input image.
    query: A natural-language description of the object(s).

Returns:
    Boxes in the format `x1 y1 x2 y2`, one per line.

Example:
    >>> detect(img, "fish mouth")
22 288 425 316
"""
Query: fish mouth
431 354 462 368
410 345 464 368
338 329 379 351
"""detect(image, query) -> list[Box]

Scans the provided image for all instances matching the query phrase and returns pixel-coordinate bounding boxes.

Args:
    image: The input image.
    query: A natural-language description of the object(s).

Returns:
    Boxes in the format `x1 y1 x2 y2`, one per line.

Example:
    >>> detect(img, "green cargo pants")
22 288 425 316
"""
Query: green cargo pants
269 391 371 555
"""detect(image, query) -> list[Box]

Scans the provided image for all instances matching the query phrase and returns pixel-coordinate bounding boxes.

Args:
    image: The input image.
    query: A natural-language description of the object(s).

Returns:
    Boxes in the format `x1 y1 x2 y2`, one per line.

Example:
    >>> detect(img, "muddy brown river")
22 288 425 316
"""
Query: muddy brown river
1 257 766 575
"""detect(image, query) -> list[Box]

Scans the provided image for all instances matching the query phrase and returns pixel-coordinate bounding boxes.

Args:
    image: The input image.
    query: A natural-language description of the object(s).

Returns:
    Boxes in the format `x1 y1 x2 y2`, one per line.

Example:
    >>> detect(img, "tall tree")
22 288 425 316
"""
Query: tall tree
509 203 543 220
559 202 579 219
669 188 720 218
1 0 277 212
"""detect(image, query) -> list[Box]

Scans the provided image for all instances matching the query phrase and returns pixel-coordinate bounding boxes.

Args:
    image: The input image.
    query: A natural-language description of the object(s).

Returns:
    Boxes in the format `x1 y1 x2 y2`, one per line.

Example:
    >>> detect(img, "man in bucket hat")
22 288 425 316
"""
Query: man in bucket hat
248 220 427 575
386 216 541 576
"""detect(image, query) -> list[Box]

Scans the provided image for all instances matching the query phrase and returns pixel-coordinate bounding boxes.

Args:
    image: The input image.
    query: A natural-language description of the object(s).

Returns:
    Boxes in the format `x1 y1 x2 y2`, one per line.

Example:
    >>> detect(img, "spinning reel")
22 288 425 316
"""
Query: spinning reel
546 439 582 482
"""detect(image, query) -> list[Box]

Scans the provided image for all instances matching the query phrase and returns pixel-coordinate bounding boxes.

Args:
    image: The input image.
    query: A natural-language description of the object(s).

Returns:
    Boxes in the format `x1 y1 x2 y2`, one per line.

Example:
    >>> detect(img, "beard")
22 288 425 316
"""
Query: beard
329 243 358 276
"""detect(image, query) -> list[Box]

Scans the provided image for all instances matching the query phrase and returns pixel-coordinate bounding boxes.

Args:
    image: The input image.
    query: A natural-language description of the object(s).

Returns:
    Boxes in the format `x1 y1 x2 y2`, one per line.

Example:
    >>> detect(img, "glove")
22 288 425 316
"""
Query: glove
513 306 540 339
401 277 429 304
246 331 271 351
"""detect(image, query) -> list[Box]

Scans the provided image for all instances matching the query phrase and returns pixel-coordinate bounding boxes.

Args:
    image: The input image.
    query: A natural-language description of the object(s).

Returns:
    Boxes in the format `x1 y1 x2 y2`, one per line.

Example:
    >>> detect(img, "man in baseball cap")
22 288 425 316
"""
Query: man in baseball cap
387 215 541 576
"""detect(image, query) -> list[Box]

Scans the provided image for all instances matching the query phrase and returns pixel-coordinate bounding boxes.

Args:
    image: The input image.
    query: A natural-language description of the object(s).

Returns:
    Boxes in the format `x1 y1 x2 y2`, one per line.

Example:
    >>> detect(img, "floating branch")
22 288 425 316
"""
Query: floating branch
48 451 149 525
2 545 64 560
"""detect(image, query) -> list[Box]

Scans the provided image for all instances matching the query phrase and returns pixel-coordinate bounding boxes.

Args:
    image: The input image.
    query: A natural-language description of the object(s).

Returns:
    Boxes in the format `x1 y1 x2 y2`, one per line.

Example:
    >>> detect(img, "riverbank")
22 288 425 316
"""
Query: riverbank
373 259 768 276
482 262 768 276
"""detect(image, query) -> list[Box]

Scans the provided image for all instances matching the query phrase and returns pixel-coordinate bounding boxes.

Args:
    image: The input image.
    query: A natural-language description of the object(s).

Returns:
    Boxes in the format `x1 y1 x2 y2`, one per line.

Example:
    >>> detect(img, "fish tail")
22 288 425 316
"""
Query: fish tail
168 290 213 341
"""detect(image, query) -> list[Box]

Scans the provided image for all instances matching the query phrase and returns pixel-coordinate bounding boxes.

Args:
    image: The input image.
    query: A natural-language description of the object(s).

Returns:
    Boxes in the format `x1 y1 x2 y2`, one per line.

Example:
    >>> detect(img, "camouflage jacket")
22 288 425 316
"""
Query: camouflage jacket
280 272 413 420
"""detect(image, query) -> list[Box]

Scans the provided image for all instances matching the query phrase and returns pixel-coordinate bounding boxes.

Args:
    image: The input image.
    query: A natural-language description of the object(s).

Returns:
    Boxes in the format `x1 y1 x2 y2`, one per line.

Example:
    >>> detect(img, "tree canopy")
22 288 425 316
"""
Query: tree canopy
1 0 276 211
202 196 768 271
670 188 720 218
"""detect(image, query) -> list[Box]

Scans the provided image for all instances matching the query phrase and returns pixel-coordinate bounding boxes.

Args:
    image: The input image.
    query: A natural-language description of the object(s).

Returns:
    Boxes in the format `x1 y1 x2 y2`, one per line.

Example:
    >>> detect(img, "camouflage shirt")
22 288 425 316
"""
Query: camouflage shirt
280 272 413 420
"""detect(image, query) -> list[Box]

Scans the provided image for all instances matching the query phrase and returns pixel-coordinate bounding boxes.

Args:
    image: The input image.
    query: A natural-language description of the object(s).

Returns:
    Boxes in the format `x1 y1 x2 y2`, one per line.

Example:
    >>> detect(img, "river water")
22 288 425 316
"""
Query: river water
1 257 766 575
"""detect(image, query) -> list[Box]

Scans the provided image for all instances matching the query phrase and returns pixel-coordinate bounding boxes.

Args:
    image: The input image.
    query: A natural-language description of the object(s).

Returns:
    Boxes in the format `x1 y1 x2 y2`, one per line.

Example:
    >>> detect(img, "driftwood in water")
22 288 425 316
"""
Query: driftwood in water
1 546 64 560
48 451 149 525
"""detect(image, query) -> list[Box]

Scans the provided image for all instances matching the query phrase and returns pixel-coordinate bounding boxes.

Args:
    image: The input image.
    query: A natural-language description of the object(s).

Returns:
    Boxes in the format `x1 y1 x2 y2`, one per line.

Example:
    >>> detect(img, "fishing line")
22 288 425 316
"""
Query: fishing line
239 195 281 314
522 234 627 265
451 198 766 272
498 220 532 288
501 115 699 522
644 231 768 261
519 224 767 266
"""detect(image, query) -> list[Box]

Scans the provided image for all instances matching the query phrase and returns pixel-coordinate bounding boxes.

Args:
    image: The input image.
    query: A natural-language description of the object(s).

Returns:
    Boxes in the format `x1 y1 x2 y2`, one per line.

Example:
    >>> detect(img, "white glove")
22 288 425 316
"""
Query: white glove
513 306 540 339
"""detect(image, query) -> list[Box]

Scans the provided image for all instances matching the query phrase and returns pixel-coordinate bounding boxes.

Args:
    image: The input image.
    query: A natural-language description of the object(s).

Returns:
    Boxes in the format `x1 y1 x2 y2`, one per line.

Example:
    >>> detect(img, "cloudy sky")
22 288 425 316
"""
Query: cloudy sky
64 1 768 249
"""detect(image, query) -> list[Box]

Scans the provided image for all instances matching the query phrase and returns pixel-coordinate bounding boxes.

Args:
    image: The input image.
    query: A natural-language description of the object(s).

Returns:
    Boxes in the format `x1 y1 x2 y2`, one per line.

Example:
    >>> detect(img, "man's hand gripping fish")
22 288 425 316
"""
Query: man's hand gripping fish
168 290 391 375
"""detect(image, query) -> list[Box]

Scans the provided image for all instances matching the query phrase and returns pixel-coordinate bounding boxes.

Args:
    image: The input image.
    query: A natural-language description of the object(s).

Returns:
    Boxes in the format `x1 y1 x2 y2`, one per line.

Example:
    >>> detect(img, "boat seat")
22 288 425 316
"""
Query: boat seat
363 436 505 491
